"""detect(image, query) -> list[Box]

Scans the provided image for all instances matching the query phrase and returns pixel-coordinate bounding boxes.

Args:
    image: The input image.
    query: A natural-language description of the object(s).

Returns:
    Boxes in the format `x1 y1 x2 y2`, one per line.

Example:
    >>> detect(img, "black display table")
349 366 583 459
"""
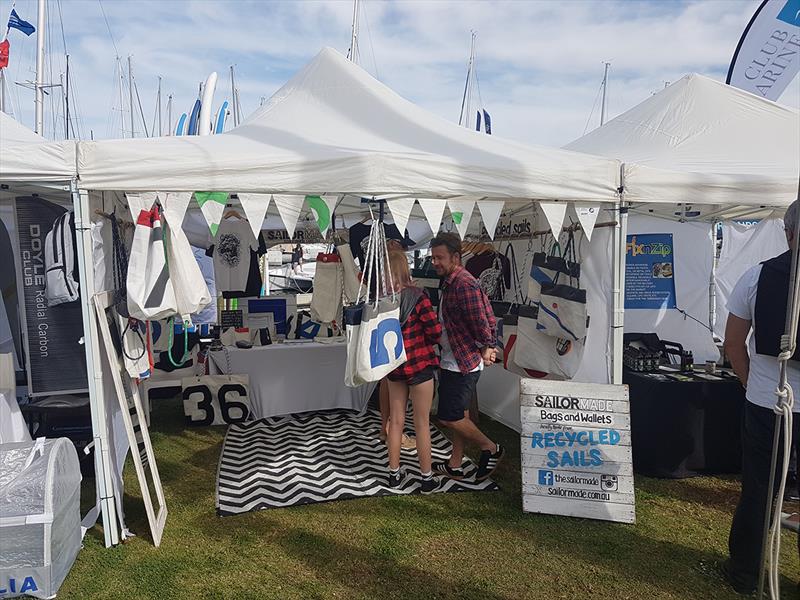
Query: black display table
624 367 745 478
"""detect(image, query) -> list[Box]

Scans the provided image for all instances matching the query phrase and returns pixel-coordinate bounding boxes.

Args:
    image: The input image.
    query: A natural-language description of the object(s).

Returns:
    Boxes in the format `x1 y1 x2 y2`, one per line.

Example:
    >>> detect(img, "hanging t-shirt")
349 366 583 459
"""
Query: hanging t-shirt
465 252 512 289
348 222 407 271
210 219 258 293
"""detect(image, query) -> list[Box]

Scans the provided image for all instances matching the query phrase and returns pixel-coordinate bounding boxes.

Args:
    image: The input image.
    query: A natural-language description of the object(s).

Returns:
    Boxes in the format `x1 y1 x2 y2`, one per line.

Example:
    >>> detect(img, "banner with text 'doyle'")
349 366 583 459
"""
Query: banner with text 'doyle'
726 0 800 101
14 196 87 395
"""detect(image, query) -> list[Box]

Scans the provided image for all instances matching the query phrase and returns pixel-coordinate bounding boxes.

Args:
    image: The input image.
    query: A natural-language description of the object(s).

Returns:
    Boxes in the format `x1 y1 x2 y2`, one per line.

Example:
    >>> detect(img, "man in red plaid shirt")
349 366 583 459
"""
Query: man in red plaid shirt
430 233 505 482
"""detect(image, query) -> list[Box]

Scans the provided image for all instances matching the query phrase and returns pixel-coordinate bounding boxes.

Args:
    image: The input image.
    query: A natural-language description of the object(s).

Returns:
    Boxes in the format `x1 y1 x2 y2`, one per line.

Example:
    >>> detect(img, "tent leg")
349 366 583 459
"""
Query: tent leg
611 198 628 385
71 184 120 547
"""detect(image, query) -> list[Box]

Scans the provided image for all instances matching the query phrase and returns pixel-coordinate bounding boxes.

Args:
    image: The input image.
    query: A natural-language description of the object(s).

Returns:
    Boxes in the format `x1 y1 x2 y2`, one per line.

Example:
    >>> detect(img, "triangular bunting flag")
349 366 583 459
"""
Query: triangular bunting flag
417 198 447 236
238 193 271 239
477 200 505 240
194 192 229 237
574 204 601 241
387 198 415 237
447 198 476 239
305 194 338 236
273 194 304 240
125 192 159 221
540 202 567 238
161 192 192 229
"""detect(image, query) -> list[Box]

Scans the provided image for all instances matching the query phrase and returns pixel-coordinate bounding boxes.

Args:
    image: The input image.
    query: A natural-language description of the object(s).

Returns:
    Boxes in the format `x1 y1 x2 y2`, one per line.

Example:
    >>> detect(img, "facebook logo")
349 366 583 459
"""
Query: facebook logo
538 470 554 486
777 0 800 26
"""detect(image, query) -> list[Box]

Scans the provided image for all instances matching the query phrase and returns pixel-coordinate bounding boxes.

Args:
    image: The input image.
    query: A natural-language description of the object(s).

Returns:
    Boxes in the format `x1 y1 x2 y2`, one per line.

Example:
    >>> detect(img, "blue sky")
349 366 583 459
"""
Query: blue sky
2 0 797 146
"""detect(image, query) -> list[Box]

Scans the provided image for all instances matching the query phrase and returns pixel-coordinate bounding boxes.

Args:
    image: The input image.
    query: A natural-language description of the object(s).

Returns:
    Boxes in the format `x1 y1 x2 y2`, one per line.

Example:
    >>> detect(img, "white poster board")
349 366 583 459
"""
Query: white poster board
520 379 635 524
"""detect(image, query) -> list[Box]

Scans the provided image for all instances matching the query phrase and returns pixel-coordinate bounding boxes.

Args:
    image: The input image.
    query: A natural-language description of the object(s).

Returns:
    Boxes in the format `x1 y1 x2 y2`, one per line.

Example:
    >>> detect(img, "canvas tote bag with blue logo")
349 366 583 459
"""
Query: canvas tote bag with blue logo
351 220 406 383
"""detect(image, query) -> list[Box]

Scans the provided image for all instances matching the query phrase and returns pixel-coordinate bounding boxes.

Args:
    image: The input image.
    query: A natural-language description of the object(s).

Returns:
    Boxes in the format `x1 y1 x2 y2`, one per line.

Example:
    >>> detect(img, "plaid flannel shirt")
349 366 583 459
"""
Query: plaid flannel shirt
440 266 497 373
390 291 441 379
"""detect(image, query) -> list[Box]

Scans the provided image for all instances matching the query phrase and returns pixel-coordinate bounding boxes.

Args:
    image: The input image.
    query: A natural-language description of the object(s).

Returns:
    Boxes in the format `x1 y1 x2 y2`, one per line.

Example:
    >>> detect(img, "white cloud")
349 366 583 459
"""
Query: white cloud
2 0 796 147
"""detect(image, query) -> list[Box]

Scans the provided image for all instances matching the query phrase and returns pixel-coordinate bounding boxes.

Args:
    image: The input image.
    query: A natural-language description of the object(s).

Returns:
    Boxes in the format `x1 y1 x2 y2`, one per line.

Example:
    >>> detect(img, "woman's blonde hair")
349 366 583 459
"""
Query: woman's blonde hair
388 250 413 289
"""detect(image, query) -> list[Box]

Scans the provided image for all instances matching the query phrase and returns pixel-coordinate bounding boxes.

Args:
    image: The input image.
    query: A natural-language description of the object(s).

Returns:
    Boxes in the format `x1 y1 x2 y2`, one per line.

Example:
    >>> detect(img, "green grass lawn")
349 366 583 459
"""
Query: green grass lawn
61 398 799 599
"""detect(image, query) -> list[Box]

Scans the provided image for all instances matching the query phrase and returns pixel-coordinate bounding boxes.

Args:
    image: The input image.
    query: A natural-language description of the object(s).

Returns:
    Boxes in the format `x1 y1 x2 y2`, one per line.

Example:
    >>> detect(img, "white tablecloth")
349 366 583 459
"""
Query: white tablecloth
208 341 376 419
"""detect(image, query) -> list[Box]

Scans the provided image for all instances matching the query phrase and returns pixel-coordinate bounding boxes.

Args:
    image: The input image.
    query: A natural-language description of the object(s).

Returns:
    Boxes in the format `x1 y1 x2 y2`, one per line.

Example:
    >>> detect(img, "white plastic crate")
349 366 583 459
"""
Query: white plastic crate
0 438 82 599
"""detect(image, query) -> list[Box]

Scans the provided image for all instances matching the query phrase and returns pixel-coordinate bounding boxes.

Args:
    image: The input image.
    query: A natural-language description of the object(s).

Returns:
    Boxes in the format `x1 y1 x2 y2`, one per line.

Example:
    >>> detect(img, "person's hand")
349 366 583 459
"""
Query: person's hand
481 347 497 366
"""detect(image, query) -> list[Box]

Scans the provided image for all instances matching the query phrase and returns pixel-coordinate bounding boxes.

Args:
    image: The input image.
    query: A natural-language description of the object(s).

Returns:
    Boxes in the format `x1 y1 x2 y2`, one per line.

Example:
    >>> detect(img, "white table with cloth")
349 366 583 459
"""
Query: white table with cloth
208 341 377 419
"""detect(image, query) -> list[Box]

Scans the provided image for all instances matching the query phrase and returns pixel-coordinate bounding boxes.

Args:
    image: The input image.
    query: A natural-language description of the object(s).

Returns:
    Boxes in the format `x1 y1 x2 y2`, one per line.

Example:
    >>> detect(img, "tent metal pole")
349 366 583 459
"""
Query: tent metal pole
612 165 628 384
709 220 719 336
71 183 120 547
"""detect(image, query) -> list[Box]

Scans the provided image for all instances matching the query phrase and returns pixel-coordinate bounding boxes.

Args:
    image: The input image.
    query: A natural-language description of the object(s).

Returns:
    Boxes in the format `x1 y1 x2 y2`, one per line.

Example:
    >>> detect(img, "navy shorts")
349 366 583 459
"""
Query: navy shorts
437 369 481 422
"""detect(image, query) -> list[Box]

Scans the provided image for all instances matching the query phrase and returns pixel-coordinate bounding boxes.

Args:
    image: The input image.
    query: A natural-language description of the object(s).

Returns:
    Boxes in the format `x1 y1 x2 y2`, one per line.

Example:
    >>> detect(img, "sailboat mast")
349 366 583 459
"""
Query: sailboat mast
166 93 173 136
600 61 611 126
34 0 45 134
128 55 135 137
157 76 162 136
230 65 238 126
458 31 476 127
65 54 71 139
348 0 360 63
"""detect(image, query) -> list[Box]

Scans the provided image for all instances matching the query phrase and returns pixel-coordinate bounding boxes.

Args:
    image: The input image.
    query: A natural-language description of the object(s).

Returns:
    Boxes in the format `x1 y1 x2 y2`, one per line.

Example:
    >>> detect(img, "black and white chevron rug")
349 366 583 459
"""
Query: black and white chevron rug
216 408 500 515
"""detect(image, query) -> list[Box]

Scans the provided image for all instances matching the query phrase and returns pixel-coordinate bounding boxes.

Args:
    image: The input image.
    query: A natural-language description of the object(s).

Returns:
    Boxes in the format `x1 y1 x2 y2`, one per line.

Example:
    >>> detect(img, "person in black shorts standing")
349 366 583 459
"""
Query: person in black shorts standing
429 233 505 481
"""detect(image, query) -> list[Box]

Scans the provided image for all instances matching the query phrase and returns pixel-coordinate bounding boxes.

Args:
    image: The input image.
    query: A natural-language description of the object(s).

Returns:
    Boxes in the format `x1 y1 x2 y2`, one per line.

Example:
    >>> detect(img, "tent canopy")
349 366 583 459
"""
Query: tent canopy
0 112 77 183
566 74 800 207
76 48 620 202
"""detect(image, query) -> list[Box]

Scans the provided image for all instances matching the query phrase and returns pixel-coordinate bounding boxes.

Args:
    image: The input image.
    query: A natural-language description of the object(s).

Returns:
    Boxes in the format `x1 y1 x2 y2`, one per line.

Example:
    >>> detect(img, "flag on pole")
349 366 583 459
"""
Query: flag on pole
726 0 800 100
8 10 36 36
0 40 8 69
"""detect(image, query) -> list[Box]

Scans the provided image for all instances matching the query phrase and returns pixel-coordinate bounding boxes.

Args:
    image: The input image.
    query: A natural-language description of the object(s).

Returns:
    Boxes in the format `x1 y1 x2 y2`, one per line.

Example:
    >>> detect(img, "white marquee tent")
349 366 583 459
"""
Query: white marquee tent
566 73 800 208
0 111 76 182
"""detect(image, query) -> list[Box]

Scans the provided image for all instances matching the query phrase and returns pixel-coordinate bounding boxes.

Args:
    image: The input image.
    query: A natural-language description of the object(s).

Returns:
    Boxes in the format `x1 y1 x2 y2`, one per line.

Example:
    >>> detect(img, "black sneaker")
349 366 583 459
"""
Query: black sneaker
476 444 505 481
432 461 464 480
388 469 406 488
420 475 440 494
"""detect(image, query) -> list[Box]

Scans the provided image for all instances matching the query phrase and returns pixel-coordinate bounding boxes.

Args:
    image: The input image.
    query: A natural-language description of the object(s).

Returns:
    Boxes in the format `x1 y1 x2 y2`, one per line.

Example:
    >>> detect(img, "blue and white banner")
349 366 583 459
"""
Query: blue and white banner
726 0 800 101
625 233 677 310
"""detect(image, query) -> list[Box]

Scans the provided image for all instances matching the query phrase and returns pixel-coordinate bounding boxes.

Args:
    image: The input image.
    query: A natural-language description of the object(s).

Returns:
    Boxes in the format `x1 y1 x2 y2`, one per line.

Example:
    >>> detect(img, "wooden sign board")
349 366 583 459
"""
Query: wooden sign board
520 379 635 524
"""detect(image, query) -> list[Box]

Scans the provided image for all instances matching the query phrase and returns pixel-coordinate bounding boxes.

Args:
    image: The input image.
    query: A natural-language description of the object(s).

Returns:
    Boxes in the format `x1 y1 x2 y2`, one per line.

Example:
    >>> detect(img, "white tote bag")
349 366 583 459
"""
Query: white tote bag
513 308 585 380
354 224 406 383
536 284 588 341
164 219 212 321
310 252 344 325
127 204 178 321
337 242 361 304
344 222 376 388
343 303 365 387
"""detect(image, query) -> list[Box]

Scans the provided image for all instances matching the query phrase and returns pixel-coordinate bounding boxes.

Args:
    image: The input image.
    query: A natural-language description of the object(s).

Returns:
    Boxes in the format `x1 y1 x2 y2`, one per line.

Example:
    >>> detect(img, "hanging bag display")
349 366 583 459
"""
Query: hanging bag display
514 231 587 379
354 223 406 383
336 242 361 304
536 230 588 341
512 323 585 380
44 211 79 306
310 247 344 325
528 238 580 304
501 309 548 379
344 220 376 388
164 216 212 322
127 203 178 321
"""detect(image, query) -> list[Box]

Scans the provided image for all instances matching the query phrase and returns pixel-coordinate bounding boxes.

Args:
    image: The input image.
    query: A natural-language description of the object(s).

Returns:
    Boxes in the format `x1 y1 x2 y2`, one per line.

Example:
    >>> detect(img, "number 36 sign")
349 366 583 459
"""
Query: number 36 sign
181 375 252 426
